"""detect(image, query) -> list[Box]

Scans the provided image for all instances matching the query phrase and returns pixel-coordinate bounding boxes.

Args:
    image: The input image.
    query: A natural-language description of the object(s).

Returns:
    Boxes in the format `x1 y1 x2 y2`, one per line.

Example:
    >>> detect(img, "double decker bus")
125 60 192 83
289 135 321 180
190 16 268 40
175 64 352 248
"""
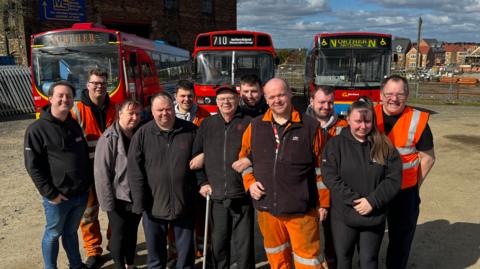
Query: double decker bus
305 32 392 115
31 23 190 117
192 30 276 113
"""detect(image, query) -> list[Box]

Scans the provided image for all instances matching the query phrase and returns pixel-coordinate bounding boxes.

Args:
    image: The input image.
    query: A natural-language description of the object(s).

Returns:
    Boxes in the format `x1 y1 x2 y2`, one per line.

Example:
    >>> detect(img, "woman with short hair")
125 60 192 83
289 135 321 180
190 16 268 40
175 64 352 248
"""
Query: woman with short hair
94 100 142 269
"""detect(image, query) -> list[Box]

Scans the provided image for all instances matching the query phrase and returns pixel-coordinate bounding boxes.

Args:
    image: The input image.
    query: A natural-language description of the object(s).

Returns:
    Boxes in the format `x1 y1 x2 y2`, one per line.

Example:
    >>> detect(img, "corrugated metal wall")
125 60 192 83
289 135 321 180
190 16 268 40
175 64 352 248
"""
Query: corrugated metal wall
0 66 34 118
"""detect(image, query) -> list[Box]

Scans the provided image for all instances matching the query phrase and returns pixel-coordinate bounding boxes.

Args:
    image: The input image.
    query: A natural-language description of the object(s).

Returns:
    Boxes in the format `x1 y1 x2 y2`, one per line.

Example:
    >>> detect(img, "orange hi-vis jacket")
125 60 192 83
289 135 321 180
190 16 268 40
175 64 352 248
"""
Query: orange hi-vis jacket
192 106 211 127
71 101 116 159
374 104 429 189
240 108 329 213
319 116 348 150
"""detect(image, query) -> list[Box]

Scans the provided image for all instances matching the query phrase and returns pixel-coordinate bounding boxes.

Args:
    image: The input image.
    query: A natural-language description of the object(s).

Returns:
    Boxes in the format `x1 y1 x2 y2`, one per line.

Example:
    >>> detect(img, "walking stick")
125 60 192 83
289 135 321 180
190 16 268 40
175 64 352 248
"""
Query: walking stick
202 192 211 269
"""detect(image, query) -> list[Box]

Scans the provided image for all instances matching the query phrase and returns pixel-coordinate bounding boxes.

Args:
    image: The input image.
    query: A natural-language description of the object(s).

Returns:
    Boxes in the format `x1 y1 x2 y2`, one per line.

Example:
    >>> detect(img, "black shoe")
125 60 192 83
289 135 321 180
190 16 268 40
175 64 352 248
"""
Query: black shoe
69 263 89 269
84 255 101 269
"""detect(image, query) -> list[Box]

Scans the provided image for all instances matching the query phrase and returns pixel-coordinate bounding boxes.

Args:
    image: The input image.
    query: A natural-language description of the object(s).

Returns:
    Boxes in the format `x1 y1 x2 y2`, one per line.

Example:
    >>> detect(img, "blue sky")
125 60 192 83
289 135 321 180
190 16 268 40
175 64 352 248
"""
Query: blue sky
237 0 480 48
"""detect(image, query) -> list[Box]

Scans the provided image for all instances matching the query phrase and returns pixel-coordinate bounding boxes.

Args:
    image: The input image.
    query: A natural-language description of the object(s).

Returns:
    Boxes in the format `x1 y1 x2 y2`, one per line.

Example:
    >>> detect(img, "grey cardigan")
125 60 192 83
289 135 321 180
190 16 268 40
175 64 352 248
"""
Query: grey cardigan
94 121 132 211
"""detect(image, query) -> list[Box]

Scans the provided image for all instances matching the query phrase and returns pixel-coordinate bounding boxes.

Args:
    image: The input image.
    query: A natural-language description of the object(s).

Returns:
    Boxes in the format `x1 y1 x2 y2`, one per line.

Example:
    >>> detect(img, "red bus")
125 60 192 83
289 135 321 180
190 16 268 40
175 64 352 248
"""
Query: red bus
31 22 191 117
305 32 392 116
192 30 276 113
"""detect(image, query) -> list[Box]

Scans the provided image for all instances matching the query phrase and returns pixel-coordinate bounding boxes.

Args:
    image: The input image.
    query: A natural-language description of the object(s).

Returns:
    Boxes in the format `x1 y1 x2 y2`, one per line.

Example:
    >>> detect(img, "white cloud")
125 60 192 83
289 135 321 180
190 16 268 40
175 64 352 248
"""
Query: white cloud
237 0 480 47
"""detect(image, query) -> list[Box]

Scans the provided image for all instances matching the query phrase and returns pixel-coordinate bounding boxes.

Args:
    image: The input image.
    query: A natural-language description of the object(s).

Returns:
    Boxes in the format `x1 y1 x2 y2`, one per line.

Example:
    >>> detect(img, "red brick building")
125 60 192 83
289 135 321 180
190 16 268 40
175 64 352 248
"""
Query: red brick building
0 0 237 65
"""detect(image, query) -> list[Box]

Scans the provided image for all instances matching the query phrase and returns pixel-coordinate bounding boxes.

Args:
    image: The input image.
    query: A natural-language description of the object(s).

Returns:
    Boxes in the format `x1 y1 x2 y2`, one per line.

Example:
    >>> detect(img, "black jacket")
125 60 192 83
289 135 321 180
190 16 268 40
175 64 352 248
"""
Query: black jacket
321 128 402 227
127 118 197 219
193 110 252 200
24 105 92 200
239 97 269 118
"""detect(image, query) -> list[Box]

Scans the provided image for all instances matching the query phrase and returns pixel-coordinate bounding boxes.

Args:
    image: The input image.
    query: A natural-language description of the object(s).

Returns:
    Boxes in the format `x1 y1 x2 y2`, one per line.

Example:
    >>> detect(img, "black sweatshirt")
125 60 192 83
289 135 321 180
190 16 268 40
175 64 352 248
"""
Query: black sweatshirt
321 128 402 227
24 105 92 200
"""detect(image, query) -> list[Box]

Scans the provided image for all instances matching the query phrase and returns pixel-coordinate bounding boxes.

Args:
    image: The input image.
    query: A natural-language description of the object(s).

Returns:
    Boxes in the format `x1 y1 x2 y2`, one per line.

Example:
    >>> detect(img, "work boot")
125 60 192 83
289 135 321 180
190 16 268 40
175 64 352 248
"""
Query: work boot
84 255 101 269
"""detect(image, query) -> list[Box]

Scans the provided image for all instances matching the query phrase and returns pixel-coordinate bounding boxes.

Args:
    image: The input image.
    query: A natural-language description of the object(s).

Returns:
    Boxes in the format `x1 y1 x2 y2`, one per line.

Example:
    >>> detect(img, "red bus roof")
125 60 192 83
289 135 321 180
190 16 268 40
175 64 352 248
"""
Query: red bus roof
193 30 275 56
30 22 160 51
315 32 392 38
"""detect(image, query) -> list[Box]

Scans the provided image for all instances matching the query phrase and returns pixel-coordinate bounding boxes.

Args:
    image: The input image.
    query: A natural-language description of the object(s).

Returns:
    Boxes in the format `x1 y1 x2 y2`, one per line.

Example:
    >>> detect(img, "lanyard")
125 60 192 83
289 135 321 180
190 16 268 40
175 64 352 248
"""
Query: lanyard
272 124 281 152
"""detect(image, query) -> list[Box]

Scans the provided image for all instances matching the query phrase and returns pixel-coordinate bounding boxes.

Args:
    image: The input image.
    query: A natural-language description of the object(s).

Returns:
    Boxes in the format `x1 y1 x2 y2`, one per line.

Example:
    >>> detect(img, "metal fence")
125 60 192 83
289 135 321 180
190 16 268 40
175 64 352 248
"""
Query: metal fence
0 65 34 119
276 64 305 95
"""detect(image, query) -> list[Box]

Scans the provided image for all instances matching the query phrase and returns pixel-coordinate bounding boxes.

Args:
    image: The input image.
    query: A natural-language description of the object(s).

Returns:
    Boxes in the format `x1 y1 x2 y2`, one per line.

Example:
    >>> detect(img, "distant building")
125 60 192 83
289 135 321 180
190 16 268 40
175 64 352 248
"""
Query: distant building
391 38 411 70
0 0 237 65
444 43 478 66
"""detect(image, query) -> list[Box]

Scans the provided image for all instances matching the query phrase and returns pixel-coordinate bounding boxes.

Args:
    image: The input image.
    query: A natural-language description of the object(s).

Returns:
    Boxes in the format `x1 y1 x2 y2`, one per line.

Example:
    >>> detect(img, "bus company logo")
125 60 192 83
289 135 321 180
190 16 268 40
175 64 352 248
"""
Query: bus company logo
329 39 378 48
341 92 360 97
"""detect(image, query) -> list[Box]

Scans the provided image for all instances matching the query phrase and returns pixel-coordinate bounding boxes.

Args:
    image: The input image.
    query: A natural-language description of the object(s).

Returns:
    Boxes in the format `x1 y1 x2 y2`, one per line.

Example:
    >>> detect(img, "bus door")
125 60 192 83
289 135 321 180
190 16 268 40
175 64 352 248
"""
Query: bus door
124 51 143 103
137 50 160 106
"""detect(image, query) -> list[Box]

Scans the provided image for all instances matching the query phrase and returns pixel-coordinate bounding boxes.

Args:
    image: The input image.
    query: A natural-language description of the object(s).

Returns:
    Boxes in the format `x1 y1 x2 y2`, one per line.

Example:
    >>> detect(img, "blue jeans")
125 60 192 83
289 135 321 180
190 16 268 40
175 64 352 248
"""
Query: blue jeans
42 193 88 269
142 212 195 269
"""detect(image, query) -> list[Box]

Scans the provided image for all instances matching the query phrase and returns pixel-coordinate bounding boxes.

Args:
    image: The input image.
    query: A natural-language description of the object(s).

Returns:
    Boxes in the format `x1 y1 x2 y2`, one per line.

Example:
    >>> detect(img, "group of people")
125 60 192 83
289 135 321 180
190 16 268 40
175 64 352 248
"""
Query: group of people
25 70 435 269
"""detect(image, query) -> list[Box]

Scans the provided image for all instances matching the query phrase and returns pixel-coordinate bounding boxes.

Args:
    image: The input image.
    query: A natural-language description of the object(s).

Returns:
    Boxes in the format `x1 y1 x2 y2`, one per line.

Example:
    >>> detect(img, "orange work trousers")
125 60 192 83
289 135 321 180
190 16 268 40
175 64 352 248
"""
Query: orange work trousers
257 209 323 269
80 188 103 256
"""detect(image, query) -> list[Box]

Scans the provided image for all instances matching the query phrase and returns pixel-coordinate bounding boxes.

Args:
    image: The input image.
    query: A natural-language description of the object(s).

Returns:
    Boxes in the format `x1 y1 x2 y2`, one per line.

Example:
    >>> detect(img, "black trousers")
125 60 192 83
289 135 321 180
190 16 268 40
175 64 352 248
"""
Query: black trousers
331 216 385 269
322 212 337 268
106 200 142 269
210 196 255 269
142 212 195 269
386 185 421 269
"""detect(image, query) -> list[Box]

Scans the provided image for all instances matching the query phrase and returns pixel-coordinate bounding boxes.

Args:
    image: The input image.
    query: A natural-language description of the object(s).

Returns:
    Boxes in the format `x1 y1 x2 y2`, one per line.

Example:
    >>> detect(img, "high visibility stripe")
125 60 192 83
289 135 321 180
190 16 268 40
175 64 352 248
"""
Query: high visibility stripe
315 167 322 176
405 109 421 147
335 126 344 135
403 159 420 170
397 146 416 155
71 103 83 128
89 152 95 159
83 204 99 215
242 167 253 177
317 181 326 190
293 253 321 266
264 242 290 254
87 140 98 147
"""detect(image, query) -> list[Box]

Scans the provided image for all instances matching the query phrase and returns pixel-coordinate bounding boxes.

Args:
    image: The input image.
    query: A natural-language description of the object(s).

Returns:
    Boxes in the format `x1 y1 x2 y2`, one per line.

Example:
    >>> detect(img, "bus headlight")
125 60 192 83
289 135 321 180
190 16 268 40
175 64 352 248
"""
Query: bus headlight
204 97 212 104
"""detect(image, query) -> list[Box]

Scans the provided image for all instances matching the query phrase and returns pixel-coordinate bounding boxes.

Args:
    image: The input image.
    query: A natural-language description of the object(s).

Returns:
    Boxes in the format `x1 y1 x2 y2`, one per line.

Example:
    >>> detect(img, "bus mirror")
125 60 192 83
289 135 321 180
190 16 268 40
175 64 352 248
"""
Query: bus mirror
275 57 280 66
393 54 398 63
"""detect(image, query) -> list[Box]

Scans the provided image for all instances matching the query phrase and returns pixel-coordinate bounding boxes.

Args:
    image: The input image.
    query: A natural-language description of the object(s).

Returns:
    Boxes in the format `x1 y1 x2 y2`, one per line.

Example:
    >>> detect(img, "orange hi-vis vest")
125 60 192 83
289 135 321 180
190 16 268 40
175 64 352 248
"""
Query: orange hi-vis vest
71 101 116 159
374 104 429 189
320 117 348 149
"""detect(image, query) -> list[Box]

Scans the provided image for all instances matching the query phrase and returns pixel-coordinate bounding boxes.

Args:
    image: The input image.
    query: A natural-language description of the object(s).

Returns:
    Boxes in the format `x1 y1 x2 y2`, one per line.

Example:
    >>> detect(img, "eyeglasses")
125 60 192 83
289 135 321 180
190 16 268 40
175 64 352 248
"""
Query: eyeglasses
382 92 407 100
217 97 236 102
88 81 106 87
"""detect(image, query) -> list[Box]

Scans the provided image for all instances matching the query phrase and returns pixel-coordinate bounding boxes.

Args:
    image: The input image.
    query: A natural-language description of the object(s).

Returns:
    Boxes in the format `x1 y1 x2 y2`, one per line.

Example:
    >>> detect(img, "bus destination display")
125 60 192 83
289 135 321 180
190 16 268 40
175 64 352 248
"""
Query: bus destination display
33 31 116 47
212 34 254 47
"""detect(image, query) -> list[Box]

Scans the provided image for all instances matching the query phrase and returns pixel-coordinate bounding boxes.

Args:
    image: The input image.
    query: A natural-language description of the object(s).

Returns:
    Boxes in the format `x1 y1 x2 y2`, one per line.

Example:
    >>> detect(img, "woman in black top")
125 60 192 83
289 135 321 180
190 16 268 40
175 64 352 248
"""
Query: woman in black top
321 97 402 269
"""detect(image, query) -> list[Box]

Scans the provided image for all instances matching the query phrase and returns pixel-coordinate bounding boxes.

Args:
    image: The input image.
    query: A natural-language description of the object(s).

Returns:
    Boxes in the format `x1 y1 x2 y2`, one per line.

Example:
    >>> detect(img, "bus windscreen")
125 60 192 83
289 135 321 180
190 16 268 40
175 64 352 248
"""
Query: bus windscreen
32 45 120 98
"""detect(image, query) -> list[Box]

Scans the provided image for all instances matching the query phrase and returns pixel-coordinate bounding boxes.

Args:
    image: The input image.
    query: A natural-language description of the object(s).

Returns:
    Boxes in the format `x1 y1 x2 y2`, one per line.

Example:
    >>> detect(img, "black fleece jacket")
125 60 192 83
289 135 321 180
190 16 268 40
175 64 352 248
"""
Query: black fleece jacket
127 118 197 220
24 105 92 200
321 128 402 227
193 110 252 200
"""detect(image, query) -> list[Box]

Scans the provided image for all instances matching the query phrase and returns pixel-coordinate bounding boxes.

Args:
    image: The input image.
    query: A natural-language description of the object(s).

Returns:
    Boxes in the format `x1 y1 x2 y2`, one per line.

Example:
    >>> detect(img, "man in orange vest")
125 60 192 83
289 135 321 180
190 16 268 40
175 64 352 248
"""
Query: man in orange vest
240 78 328 269
71 69 117 269
305 85 348 269
374 75 435 269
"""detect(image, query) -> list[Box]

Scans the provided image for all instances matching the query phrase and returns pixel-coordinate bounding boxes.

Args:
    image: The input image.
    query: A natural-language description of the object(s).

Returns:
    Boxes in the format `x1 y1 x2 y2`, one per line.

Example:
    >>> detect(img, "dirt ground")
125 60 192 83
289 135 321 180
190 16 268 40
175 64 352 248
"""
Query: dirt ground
0 104 479 269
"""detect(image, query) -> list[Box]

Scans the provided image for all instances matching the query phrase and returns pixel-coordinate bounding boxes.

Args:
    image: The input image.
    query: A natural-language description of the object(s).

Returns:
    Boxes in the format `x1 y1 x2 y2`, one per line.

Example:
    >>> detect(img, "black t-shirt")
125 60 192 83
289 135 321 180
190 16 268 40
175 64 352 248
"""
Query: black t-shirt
383 111 434 151
121 131 131 155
